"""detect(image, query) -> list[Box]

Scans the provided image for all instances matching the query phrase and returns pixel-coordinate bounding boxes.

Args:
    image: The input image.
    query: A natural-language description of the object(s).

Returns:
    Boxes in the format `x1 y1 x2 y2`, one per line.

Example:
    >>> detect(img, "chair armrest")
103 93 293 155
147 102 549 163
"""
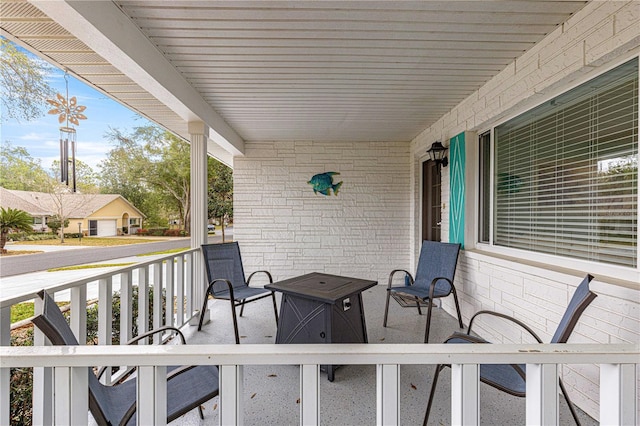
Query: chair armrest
208 278 236 300
467 310 543 343
127 325 187 345
427 277 454 298
387 269 413 289
247 270 273 286
96 326 187 380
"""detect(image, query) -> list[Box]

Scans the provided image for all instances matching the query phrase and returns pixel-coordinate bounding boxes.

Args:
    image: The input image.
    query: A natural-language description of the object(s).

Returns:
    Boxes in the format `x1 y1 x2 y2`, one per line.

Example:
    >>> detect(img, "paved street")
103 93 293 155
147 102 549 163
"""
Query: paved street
0 230 231 277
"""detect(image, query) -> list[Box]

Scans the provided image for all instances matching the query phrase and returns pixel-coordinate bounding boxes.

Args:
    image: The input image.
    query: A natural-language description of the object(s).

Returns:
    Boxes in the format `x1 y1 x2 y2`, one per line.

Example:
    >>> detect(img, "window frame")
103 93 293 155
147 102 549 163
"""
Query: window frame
473 54 639 283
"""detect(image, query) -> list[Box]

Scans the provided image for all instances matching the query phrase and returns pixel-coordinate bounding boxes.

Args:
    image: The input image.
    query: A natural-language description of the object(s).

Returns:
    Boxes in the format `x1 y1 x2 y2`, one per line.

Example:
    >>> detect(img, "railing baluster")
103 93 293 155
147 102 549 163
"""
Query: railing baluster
32 292 53 425
526 363 558 425
220 364 244 425
137 366 167 426
0 305 10 425
300 364 320 426
152 262 163 344
165 256 175 328
138 266 149 342
120 271 133 343
451 364 479 426
176 254 185 326
376 364 400 426
186 253 194 322
70 284 87 343
600 363 637 425
53 366 88 425
98 278 113 384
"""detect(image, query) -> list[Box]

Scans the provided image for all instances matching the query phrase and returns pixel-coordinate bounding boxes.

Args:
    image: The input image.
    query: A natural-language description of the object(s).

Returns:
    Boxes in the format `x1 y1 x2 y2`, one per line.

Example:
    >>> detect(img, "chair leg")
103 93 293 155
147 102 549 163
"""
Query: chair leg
451 287 464 329
424 298 435 343
415 296 423 315
198 405 204 420
423 364 444 426
239 299 246 316
271 292 279 326
230 300 240 344
383 290 391 327
197 288 211 331
559 378 581 426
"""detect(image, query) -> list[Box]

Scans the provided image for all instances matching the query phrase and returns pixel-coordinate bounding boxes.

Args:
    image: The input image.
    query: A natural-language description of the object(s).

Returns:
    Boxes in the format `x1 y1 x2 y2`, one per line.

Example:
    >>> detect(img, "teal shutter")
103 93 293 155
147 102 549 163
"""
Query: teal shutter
449 132 465 248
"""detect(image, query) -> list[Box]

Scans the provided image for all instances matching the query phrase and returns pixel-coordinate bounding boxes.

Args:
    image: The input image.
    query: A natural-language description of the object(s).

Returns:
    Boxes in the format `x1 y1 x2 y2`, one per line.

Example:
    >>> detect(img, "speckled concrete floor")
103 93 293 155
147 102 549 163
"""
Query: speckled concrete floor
172 284 597 426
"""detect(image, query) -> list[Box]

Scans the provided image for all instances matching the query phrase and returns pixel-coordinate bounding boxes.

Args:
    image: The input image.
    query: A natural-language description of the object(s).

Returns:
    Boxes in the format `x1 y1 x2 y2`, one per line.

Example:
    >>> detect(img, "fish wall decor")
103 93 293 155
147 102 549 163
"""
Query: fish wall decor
308 172 343 196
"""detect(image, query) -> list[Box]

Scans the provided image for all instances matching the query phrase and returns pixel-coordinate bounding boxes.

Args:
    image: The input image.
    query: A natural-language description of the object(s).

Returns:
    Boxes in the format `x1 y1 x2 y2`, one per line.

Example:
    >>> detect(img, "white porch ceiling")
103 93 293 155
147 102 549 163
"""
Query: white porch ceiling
1 0 589 159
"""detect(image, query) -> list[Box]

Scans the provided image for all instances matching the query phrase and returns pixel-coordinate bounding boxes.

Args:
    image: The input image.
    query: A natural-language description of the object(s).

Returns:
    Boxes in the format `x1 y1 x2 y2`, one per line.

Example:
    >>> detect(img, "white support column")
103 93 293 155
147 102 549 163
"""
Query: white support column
70 284 87 343
451 364 479 426
300 364 320 426
0 306 11 425
376 364 400 426
220 365 244 426
137 366 167 426
526 363 558 425
600 364 637 425
33 293 53 425
53 367 88 425
189 121 209 325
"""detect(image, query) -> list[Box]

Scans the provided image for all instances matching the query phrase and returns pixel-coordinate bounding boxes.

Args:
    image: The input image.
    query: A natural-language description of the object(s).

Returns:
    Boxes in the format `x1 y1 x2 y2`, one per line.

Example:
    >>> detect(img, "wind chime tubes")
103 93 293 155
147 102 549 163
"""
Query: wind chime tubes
46 73 87 192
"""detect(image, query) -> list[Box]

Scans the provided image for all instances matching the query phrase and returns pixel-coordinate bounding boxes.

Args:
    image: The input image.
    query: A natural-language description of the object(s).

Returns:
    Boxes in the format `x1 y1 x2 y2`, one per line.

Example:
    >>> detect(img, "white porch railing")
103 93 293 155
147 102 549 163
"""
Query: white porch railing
1 249 638 425
0 249 199 423
0 343 638 426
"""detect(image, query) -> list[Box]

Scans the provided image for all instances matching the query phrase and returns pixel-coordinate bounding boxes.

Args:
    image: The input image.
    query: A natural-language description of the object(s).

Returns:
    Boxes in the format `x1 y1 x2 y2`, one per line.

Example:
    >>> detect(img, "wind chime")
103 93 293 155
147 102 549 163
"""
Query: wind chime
46 71 87 192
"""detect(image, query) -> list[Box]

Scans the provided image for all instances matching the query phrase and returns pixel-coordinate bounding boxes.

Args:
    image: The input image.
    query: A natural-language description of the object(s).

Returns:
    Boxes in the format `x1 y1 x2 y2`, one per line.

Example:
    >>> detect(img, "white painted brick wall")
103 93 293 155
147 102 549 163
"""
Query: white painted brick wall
234 140 412 286
412 1 640 420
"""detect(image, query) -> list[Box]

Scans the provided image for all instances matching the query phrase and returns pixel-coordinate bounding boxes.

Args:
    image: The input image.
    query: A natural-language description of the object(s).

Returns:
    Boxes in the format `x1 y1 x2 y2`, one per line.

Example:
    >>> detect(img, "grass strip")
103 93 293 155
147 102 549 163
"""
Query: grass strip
47 263 135 272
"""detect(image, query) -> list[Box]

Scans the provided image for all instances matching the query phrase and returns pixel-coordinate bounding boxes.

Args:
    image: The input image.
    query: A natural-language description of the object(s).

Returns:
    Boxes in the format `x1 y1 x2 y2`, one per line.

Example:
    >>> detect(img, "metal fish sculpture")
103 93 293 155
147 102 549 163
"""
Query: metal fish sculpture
308 172 343 196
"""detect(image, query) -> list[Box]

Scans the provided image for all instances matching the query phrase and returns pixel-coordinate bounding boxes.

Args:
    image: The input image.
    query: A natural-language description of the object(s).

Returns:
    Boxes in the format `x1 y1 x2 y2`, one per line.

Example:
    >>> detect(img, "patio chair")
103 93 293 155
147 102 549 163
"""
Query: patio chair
31 290 219 426
423 274 597 425
198 242 278 344
383 240 463 343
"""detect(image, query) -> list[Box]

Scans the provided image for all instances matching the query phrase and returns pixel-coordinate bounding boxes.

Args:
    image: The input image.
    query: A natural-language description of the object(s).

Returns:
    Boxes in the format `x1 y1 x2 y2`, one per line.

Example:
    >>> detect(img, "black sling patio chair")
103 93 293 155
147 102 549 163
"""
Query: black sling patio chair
32 290 219 426
423 274 597 426
383 240 463 343
198 242 278 344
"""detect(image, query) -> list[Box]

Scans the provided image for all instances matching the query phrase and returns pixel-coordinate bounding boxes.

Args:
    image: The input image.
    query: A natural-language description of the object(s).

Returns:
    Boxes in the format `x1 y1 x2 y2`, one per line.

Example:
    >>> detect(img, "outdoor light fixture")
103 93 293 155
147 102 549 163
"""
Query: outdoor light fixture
426 141 448 168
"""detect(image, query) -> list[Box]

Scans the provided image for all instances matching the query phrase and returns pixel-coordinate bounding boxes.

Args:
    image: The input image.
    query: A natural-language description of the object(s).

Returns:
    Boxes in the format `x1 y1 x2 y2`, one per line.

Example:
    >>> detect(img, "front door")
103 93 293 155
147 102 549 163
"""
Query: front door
88 220 98 236
422 160 441 241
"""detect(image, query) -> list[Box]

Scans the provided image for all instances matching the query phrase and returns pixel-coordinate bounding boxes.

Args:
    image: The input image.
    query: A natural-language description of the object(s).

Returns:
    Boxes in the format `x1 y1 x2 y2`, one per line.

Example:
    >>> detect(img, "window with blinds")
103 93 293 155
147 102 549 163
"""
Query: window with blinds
493 58 638 268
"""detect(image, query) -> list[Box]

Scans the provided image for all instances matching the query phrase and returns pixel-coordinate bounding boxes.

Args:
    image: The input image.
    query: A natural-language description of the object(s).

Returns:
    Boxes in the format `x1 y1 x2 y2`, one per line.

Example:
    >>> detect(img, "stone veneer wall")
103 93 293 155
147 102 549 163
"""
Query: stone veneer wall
411 1 640 419
233 140 411 286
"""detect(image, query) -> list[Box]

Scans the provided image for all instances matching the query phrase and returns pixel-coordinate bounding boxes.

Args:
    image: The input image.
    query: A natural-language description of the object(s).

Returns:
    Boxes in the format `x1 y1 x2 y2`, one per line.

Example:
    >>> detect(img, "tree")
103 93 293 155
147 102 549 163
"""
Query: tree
46 214 69 237
0 207 32 253
0 38 55 122
0 142 51 190
208 158 233 242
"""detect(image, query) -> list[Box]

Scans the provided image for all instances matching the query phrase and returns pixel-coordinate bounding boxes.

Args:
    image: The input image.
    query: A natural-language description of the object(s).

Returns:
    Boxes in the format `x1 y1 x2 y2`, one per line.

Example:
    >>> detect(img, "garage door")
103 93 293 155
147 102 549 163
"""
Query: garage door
97 220 117 237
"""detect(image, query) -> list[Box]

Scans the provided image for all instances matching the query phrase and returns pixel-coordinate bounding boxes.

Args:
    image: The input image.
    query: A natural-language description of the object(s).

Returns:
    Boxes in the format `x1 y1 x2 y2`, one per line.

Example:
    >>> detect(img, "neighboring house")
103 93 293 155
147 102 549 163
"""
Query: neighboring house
0 187 145 236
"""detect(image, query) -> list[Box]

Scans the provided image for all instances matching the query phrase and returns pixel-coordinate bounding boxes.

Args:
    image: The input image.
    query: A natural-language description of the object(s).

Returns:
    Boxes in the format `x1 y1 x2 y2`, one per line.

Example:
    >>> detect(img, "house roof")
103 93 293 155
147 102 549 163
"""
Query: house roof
0 188 145 219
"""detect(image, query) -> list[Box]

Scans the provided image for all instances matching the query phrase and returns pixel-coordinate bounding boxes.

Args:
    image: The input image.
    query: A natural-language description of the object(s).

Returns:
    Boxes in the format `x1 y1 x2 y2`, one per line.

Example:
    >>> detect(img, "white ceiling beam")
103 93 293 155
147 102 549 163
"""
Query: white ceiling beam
29 0 244 157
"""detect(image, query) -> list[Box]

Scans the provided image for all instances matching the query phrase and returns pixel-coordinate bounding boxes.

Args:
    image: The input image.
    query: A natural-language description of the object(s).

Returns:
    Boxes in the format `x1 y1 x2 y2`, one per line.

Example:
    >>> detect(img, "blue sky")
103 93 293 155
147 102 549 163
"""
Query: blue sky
1 41 154 171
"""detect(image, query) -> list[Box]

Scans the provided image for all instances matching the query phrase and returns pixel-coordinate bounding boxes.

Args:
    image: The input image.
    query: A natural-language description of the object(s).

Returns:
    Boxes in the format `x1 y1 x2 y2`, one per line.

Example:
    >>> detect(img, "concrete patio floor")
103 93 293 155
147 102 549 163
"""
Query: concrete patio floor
171 284 596 425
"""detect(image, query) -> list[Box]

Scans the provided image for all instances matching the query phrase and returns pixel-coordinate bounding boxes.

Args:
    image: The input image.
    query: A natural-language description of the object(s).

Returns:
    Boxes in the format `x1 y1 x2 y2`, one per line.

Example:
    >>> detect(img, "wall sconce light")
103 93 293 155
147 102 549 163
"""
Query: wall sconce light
426 141 448 168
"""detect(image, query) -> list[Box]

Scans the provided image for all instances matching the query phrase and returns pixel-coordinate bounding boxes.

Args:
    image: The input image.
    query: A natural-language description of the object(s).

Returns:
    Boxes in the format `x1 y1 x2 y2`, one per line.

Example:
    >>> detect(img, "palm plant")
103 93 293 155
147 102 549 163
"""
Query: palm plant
0 207 33 253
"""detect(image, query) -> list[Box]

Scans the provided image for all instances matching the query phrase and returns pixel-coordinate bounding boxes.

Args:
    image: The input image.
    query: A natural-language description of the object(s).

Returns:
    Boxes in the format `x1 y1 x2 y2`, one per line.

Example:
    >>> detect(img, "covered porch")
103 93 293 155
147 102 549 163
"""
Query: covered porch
1 1 639 425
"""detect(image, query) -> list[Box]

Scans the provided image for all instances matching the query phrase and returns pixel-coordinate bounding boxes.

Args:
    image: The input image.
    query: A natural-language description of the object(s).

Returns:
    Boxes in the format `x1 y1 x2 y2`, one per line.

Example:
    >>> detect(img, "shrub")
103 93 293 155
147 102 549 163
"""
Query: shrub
136 228 149 235
147 227 168 237
63 232 83 239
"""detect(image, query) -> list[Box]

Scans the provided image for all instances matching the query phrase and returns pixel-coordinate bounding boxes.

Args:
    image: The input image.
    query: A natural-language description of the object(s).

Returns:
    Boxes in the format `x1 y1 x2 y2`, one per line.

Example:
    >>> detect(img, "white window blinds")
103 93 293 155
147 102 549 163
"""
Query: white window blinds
494 58 638 268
